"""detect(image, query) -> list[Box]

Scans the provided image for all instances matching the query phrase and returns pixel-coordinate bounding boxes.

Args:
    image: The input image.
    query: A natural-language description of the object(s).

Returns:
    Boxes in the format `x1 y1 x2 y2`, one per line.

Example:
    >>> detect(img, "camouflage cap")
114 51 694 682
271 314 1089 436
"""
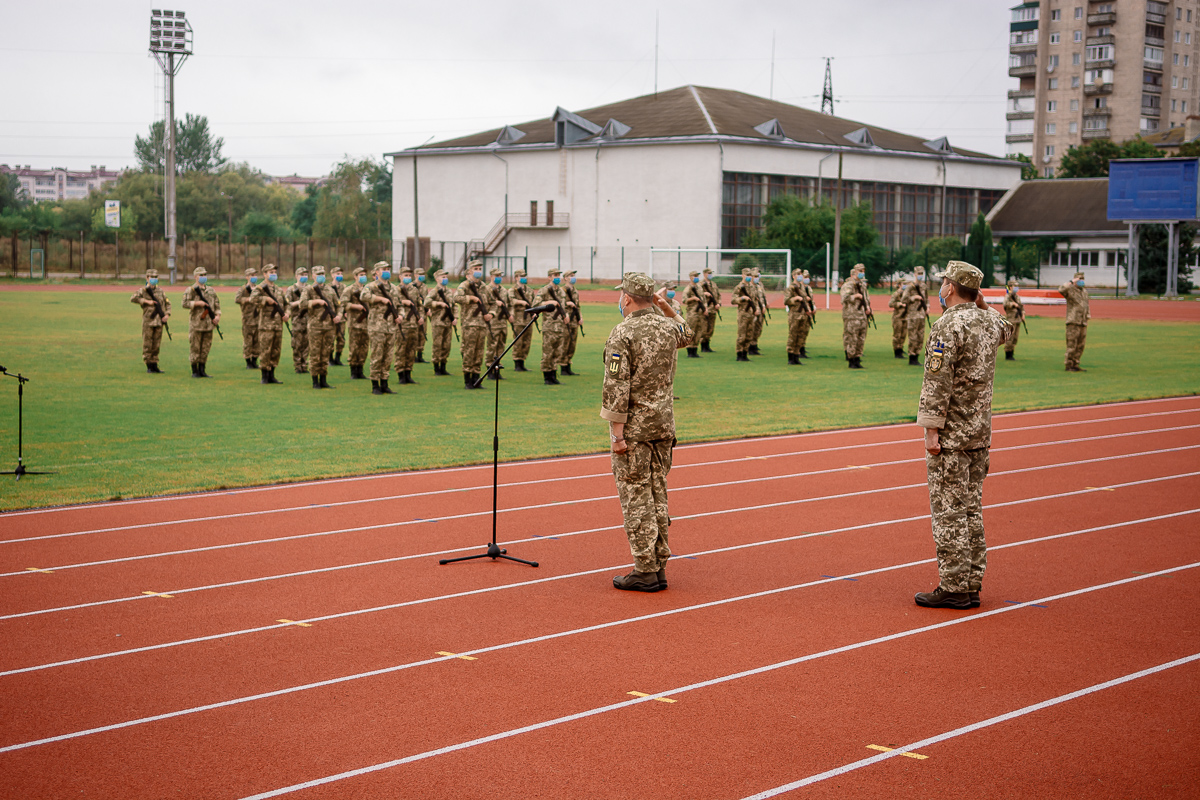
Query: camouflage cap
620 272 655 298
564 269 577 277
331 266 343 273
296 266 309 275
801 269 810 278
914 265 926 276
352 267 366 276
940 260 984 289
689 270 701 277
855 263 867 273
489 267 503 276
513 268 526 277
145 269 158 279
1007 277 1019 287
193 267 207 277
791 268 802 277
373 261 389 271
702 267 714 274
264 263 279 273
741 267 752 276
311 265 326 276
751 268 761 276
244 267 257 276
547 267 562 276
468 259 484 270
663 280 678 290
434 268 448 277
1073 271 1086 280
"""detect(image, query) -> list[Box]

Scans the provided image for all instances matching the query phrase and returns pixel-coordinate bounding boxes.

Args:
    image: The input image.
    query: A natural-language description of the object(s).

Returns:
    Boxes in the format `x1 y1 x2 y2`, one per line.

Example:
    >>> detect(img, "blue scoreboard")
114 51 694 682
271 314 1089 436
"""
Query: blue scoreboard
1107 157 1200 221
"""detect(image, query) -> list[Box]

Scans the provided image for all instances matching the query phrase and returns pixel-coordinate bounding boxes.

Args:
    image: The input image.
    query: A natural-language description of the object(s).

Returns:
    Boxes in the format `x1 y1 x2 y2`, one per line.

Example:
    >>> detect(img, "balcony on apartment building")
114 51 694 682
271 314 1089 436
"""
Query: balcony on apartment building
1087 34 1115 47
1088 11 1116 26
1009 55 1037 77
1141 105 1162 117
1143 82 1162 94
1146 36 1166 47
1083 106 1113 117
1084 81 1114 95
1147 11 1167 24
1082 127 1112 139
1010 40 1039 55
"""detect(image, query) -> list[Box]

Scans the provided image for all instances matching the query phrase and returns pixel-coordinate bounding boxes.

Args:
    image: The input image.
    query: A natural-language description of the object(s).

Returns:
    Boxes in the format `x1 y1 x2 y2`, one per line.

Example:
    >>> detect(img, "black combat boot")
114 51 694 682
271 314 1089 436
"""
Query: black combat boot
396 371 410 385
190 363 199 377
246 358 255 369
850 357 865 369
487 366 503 380
799 347 808 358
686 348 700 358
909 354 920 366
320 374 332 389
561 363 575 376
544 370 560 385
788 353 800 365
371 379 383 395
736 351 749 362
381 379 396 394
405 370 417 384
749 345 761 355
514 359 528 372
312 375 321 389
146 362 155 374
199 362 210 378
416 352 426 364
356 364 367 379
464 373 479 390
332 354 343 366
894 348 903 359
267 368 281 384
261 369 271 384
701 341 713 353
1005 351 1015 361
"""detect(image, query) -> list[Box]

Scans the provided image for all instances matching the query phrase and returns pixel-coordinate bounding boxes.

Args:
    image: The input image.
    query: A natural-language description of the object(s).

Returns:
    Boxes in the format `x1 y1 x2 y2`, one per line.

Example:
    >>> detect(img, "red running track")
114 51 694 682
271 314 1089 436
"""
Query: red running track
0 396 1198 798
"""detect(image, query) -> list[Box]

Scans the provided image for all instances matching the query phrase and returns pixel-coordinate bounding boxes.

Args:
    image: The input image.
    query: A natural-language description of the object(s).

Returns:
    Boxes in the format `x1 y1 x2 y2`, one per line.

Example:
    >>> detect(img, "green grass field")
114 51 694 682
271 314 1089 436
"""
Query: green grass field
0 289 1197 511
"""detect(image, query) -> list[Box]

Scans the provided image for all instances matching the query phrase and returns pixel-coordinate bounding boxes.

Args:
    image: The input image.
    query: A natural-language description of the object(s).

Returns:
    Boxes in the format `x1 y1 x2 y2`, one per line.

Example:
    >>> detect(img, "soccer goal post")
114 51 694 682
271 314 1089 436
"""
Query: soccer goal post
647 248 792 292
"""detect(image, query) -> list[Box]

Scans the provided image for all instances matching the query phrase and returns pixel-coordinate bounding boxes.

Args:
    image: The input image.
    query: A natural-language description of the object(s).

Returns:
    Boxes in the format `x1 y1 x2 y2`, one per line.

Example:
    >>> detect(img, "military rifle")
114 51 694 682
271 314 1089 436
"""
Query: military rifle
313 284 337 323
565 289 584 336
145 287 172 340
435 286 459 341
376 281 397 323
859 286 876 331
514 284 541 331
194 285 223 339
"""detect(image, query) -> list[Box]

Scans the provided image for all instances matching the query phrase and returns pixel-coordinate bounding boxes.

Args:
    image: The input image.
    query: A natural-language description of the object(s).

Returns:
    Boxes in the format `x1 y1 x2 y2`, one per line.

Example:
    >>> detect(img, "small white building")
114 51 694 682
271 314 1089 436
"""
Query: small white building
0 164 122 203
388 85 1022 278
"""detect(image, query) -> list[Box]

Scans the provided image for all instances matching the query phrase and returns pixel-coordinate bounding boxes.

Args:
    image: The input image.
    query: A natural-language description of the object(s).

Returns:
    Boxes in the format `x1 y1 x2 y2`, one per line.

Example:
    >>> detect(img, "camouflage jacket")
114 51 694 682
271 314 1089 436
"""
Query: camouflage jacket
840 278 869 322
339 282 370 330
397 281 424 328
701 278 721 312
284 283 308 327
1058 281 1090 325
534 283 569 328
901 282 928 321
300 283 341 331
563 283 581 327
130 285 171 328
487 283 512 330
732 281 757 313
600 307 694 442
361 279 402 333
917 302 1012 451
181 284 220 333
234 283 258 321
785 282 809 317
1003 291 1024 322
509 283 534 324
683 282 707 313
424 284 458 326
251 281 287 331
888 286 907 314
454 278 492 329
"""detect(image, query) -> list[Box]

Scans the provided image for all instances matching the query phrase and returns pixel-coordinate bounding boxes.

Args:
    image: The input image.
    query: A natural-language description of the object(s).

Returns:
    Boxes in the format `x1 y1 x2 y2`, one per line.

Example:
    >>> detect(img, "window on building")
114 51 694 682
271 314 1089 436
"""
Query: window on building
1044 166 1056 178
1050 31 1061 44
1049 54 1061 68
1007 118 1035 135
1073 52 1082 65
1088 68 1116 85
1186 54 1191 67
1190 10 1194 23
1144 69 1164 87
1071 75 1081 88
1086 44 1114 61
1049 77 1059 89
1051 9 1061 21
1011 29 1039 45
1095 26 1112 36
1074 7 1082 20
1096 3 1113 12
1046 123 1057 134
1172 98 1179 111
1070 98 1080 111
1145 93 1162 109
1048 100 1058 112
1184 101 1189 113
1010 53 1037 69
1094 96 1108 109
1146 46 1165 63
1141 117 1161 132
1174 53 1180 65
1144 23 1163 41
1148 2 1169 15
1045 145 1056 158
1178 7 1184 21
1074 30 1083 42
1188 33 1193 45
1176 30 1182 43
1185 77 1191 90
1012 5 1040 22
1174 75 1180 88
1069 121 1079 133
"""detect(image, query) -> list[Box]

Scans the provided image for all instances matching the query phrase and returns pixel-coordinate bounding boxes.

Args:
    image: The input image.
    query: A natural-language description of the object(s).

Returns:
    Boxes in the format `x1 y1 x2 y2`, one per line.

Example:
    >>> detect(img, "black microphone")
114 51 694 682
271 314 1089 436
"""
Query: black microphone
525 303 556 314
0 365 6 373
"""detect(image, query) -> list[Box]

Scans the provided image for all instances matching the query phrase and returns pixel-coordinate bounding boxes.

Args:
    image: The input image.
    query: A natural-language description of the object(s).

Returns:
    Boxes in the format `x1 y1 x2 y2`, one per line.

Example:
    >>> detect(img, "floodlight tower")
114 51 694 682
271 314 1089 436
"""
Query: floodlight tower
149 10 193 284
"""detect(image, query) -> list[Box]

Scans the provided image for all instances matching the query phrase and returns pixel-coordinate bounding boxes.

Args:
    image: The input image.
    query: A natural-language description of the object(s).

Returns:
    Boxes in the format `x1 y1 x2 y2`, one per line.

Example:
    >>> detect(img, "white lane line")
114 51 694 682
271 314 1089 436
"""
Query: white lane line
740 652 1200 798
2 516 1194 755
4 397 1194 520
232 563 1200 800
5 419 1198 552
4 440 1197 580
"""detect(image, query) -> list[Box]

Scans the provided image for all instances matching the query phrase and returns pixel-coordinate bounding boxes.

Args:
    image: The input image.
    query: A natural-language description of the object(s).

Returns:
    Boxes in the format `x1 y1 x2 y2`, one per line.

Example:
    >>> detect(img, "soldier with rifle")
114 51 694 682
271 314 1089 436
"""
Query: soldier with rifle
250 263 287 384
483 267 512 380
1002 278 1026 361
424 268 458 376
732 267 759 361
284 267 310 374
509 269 536 372
839 264 871 369
888 276 909 359
454 259 493 389
362 261 401 395
330 266 347 366
339 267 371 380
182 267 221 378
682 270 707 359
234 267 260 369
414 270 430 364
534 267 570 384
560 269 584 375
784 268 811 366
300 265 344 389
131 268 172 374
393 266 424 385
902 265 930 366
699 266 721 352
747 268 770 355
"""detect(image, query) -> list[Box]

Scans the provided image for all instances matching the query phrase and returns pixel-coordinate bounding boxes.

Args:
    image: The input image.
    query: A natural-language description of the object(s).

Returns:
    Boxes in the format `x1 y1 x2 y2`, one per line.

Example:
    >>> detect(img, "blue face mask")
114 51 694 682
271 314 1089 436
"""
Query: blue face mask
553 277 561 285
569 276 576 284
692 277 700 283
299 275 308 284
618 296 628 317
316 275 326 284
519 277 527 284
358 275 367 285
1077 279 1085 287
743 276 751 282
441 277 449 286
493 276 502 284
335 274 343 283
267 273 277 283
667 290 676 299
198 276 207 284
473 271 483 280
381 271 391 281
1011 287 1018 294
802 278 810 285
402 276 412 284
417 275 425 283
148 277 158 286
250 276 258 285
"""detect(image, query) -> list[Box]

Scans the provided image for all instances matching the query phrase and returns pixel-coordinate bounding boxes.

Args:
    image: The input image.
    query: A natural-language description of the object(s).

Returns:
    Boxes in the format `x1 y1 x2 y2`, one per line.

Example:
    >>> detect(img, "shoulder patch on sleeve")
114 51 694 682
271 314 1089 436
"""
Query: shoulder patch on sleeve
927 339 945 373
607 352 622 374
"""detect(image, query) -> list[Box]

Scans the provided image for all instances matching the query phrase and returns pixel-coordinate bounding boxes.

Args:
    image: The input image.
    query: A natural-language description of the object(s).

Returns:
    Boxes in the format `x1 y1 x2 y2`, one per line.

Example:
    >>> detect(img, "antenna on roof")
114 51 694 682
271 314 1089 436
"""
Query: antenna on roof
821 58 834 115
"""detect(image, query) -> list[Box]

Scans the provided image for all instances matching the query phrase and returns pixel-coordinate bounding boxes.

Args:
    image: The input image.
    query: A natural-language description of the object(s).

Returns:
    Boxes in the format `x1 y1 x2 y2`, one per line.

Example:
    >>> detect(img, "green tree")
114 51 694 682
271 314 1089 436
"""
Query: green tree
313 158 391 239
1136 223 1198 294
239 209 284 242
1005 153 1038 181
0 173 29 214
965 213 996 287
0 211 27 276
1057 137 1164 178
135 113 227 173
1176 139 1200 157
919 237 963 273
744 195 886 281
23 203 61 252
291 183 318 236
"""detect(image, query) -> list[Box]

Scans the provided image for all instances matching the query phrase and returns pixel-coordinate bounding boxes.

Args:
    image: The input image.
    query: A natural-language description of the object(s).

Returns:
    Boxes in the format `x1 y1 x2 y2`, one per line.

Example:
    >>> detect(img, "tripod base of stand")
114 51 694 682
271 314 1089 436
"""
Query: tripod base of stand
440 541 538 567
2 464 53 481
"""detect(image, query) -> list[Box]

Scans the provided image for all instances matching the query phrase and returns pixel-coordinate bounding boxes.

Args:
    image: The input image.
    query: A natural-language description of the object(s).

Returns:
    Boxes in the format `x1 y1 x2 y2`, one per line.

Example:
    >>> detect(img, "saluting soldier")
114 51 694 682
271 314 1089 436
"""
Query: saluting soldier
732 268 758 361
682 270 707 359
284 267 310 373
1003 278 1025 361
699 266 721 352
414 271 429 364
301 265 343 389
424 268 457 376
534 267 570 385
362 261 400 394
393 266 423 385
235 267 260 369
915 261 1012 609
1058 271 1090 372
601 274 695 592
840 263 870 369
454 259 492 389
181 266 221 378
251 263 286 384
340 267 370 379
484 267 511 380
561 269 582 375
130 268 171 373
509 268 535 371
330 266 346 366
888 277 909 359
784 268 809 366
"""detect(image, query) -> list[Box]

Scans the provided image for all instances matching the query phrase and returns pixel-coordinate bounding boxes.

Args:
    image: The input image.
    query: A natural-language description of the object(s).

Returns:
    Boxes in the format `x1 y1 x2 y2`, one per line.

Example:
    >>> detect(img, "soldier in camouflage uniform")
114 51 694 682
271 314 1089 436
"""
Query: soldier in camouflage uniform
732 268 758 361
1058 271 1090 372
339 267 370 379
393 266 423 385
840 264 871 369
1002 278 1025 361
561 269 582 375
455 259 492 390
796 269 817 359
915 261 1012 610
181 266 221 378
330 266 346 366
362 261 400 394
681 270 707 359
508 269 535 371
284 267 310 373
415 272 429 364
602 273 695 592
234 267 260 369
747 269 768 355
483 267 511 380
699 267 720 352
535 267 570 384
902 266 931 366
251 263 286 384
301 265 343 389
784 268 811 366
131 268 171 373
888 277 908 359
424 269 457 376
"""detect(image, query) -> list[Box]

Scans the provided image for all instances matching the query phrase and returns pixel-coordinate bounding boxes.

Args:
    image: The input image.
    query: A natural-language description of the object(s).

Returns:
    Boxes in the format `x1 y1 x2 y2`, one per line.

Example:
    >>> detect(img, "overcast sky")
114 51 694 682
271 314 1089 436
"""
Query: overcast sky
1 0 1012 178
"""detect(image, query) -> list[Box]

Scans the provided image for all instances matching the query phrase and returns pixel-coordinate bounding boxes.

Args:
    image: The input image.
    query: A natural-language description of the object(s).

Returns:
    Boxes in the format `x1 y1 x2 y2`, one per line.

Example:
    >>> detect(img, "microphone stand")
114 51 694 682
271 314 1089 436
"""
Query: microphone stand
0 367 52 480
440 309 549 568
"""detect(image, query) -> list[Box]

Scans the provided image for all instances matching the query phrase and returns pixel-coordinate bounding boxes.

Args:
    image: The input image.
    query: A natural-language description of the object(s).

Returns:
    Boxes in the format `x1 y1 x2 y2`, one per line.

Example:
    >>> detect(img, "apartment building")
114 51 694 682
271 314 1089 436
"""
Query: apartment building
1007 0 1200 176
0 164 122 203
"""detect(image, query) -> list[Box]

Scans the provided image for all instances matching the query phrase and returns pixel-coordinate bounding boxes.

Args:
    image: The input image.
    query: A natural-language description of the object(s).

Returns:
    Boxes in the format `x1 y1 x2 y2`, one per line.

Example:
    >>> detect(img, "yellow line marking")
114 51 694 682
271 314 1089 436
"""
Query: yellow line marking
277 619 312 627
25 567 54 574
1086 487 1116 491
437 651 477 661
628 691 677 703
141 591 173 598
866 744 928 760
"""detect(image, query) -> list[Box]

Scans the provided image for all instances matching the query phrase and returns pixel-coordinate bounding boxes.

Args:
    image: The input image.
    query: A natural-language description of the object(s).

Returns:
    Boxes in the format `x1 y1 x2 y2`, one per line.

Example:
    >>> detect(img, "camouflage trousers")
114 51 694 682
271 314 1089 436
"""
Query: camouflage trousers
891 312 907 351
368 327 397 381
430 323 453 364
485 321 508 371
1065 323 1087 369
562 324 579 365
291 324 309 371
735 309 756 352
842 317 867 358
1005 318 1021 354
242 317 259 359
189 330 213 365
347 326 369 367
926 447 989 593
417 320 427 356
701 312 718 344
460 325 487 373
334 321 345 357
511 315 533 361
750 312 764 344
141 323 163 364
685 311 705 342
396 324 420 372
907 314 926 357
787 312 812 353
612 438 674 574
540 321 568 372
308 325 334 377
258 327 283 370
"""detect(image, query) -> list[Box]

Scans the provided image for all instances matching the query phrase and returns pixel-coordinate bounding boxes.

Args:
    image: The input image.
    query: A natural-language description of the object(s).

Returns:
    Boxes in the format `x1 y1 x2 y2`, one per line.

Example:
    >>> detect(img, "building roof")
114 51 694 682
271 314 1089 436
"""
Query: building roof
389 85 1005 163
987 178 1127 237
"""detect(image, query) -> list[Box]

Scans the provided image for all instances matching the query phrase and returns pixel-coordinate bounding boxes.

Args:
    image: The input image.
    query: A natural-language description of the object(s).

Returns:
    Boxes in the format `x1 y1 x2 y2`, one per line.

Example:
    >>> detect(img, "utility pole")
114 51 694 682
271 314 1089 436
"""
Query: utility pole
833 151 843 281
149 10 192 285
821 57 835 116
